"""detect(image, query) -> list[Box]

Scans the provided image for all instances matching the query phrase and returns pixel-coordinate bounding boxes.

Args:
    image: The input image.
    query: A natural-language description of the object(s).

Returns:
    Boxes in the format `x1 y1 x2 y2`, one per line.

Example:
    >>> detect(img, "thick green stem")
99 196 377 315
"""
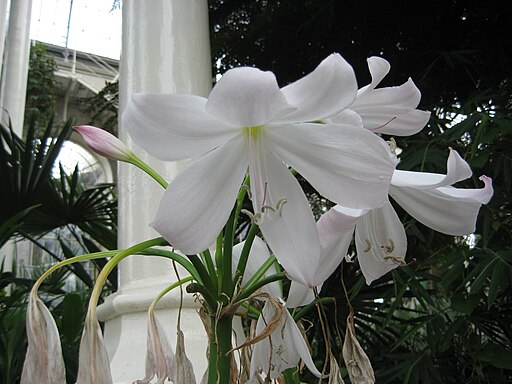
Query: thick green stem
208 314 234 384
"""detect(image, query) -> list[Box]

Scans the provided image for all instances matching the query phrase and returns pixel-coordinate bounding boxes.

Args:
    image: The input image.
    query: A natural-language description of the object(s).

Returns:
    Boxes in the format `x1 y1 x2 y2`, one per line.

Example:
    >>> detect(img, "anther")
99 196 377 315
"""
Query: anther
262 205 275 213
380 239 395 254
275 197 287 216
241 209 256 223
383 255 406 266
241 184 252 200
387 137 398 155
363 240 372 252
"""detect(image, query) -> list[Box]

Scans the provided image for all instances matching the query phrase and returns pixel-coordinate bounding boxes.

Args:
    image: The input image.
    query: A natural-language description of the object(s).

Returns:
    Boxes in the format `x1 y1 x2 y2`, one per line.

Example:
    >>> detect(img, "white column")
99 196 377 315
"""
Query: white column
97 1 212 383
0 0 10 79
0 0 32 136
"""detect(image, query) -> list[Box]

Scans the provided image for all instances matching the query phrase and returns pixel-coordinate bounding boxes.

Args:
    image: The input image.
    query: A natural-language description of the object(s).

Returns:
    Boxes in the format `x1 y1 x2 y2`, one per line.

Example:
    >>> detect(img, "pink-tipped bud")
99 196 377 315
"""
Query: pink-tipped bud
74 125 134 162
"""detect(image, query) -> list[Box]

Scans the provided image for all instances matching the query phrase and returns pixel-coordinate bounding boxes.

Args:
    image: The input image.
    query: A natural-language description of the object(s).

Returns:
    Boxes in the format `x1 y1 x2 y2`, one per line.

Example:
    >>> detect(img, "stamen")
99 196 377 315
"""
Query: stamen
363 240 372 252
383 255 406 266
253 212 263 224
380 239 395 254
387 137 398 155
241 184 252 200
275 197 287 216
241 209 256 223
262 205 275 213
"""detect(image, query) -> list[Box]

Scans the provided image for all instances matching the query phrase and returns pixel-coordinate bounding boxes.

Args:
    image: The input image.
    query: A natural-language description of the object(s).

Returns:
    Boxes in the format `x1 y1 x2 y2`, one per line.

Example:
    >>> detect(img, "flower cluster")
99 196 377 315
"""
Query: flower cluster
24 53 492 383
123 54 491 289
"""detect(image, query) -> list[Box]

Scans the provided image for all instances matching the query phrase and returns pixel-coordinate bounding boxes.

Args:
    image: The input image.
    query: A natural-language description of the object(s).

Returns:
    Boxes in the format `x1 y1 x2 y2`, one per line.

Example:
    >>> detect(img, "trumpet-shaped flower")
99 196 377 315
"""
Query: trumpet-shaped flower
21 291 66 384
134 310 176 384
329 56 431 136
250 299 323 380
76 313 113 384
124 54 397 287
318 149 493 284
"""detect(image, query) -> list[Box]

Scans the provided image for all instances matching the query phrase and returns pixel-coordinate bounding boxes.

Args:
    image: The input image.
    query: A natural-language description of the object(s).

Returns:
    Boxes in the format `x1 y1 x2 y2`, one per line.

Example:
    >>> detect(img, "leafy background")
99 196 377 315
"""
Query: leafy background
1 1 510 382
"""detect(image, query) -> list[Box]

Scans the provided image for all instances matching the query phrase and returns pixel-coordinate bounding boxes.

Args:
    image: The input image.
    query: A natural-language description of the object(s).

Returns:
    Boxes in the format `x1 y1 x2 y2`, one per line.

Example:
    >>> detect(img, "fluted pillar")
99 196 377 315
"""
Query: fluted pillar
0 0 32 136
97 1 212 382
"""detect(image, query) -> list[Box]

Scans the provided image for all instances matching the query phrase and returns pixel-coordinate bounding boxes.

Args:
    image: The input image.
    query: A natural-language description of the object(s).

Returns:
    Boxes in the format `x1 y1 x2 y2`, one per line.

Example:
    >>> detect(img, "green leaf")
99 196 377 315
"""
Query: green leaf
475 344 512 369
450 293 479 314
60 293 85 343
487 261 507 308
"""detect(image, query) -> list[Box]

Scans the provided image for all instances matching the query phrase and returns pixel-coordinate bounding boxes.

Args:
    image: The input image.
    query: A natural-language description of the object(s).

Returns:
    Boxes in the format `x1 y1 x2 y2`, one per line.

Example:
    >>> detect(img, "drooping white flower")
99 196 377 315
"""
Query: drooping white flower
329 56 431 136
250 299 322 380
134 310 176 384
76 312 113 384
123 54 397 287
318 149 493 284
21 291 66 384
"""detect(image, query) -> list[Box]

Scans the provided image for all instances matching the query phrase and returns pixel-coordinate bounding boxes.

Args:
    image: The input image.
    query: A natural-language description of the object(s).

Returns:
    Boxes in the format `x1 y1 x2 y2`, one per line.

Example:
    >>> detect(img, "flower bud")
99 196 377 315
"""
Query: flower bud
74 125 134 162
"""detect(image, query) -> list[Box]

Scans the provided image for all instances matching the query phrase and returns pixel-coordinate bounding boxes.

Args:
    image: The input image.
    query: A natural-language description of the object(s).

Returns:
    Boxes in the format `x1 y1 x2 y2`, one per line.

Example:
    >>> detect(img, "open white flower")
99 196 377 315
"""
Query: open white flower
318 149 493 284
329 56 431 136
124 54 397 287
21 291 66 384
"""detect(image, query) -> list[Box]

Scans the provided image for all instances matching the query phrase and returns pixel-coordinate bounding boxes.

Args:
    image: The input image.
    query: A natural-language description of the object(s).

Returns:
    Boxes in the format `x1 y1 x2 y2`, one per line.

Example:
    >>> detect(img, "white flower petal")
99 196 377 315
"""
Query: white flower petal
124 93 238 161
250 146 322 287
76 314 113 384
326 108 364 129
316 229 354 285
286 281 316 308
357 56 391 97
232 236 281 299
358 108 431 136
250 301 322 380
391 149 472 189
389 175 493 235
279 53 358 122
152 136 248 254
286 311 323 379
21 292 66 384
206 67 295 127
267 123 397 209
354 78 422 110
317 205 366 248
355 202 407 285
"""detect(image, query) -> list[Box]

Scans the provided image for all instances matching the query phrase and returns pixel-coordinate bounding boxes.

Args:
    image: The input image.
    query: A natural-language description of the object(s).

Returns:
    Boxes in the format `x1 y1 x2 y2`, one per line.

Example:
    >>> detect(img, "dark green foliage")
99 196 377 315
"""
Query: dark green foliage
80 80 119 134
209 0 512 382
24 43 58 134
0 119 117 250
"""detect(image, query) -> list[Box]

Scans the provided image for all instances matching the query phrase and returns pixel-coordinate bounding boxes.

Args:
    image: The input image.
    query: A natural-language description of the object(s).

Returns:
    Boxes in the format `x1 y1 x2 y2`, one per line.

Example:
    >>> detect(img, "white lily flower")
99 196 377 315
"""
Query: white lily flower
250 299 323 380
318 149 493 284
123 53 397 287
76 313 113 384
134 310 176 384
329 56 431 136
21 291 66 384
